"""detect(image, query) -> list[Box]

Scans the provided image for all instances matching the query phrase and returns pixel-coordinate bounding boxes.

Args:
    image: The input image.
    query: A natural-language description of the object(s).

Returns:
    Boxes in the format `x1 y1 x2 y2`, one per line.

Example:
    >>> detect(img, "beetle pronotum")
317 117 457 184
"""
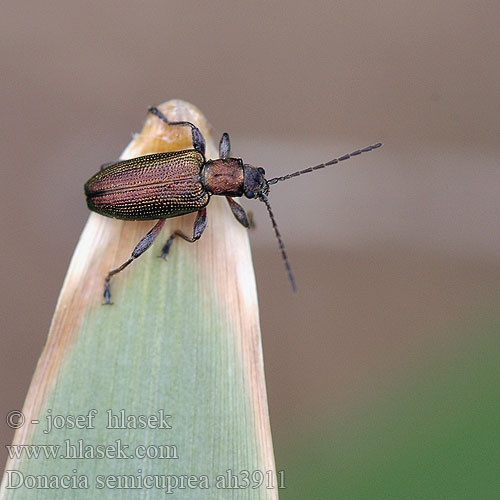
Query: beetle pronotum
85 106 382 303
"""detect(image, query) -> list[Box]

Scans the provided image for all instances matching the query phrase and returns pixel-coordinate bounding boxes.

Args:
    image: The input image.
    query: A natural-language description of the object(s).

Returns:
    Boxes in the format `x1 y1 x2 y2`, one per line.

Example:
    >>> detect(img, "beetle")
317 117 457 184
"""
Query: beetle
85 106 382 304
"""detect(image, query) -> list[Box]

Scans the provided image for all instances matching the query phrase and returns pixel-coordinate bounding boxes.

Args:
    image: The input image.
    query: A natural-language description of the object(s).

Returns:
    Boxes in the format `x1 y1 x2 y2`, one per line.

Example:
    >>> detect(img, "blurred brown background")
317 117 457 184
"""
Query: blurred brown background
1 0 499 488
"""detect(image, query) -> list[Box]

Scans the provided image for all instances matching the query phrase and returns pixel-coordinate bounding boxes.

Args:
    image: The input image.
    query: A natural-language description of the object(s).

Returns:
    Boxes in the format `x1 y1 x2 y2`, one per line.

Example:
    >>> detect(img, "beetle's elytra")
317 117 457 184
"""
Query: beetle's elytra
85 106 382 304
86 150 209 220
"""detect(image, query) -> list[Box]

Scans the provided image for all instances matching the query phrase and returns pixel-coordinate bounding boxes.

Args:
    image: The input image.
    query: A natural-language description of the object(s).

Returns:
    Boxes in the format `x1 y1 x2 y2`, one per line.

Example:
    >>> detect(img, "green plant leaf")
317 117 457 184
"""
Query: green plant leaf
1 100 278 499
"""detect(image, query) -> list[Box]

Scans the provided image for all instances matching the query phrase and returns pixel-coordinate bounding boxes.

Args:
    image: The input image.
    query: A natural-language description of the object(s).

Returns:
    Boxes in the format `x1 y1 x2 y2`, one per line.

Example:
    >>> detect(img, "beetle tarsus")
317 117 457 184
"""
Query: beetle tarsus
103 278 113 305
159 208 208 260
148 106 206 156
160 234 176 259
101 220 166 305
247 211 256 230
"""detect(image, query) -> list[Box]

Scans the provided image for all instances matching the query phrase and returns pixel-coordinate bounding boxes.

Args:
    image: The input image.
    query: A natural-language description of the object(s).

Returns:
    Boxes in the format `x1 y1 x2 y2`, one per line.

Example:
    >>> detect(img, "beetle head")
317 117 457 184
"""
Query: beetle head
242 142 382 293
242 165 269 199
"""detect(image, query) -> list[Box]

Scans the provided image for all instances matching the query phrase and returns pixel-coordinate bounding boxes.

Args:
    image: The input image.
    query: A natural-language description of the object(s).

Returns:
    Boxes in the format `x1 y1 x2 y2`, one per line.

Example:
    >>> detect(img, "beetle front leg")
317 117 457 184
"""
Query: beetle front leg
219 133 230 159
226 197 249 228
103 219 166 305
161 208 207 259
247 211 255 230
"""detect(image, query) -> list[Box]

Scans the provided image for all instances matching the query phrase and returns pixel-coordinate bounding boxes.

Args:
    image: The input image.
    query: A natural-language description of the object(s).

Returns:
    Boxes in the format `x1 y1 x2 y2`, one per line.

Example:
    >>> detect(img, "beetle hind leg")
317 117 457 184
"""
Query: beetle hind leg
160 208 207 259
148 106 206 156
103 219 166 305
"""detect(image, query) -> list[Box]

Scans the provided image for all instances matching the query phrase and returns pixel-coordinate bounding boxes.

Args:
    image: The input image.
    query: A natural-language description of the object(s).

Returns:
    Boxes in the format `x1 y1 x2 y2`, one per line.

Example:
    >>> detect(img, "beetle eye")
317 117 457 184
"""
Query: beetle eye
245 191 255 199
258 167 265 175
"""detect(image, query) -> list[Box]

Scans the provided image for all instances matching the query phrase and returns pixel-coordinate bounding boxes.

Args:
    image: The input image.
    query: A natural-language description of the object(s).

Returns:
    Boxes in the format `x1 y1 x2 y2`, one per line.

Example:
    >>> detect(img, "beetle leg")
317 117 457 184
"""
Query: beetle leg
148 106 206 156
225 197 249 228
161 208 207 259
103 219 166 305
247 210 256 230
219 133 231 159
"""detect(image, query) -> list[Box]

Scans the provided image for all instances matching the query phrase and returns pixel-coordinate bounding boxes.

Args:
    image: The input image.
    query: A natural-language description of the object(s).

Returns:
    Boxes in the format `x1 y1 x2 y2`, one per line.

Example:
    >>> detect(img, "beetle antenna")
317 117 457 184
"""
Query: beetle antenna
267 143 382 185
259 193 297 293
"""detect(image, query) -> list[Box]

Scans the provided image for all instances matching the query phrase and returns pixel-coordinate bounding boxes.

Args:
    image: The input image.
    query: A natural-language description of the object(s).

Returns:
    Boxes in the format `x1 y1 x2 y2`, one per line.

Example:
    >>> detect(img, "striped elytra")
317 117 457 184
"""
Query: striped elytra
85 150 209 221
